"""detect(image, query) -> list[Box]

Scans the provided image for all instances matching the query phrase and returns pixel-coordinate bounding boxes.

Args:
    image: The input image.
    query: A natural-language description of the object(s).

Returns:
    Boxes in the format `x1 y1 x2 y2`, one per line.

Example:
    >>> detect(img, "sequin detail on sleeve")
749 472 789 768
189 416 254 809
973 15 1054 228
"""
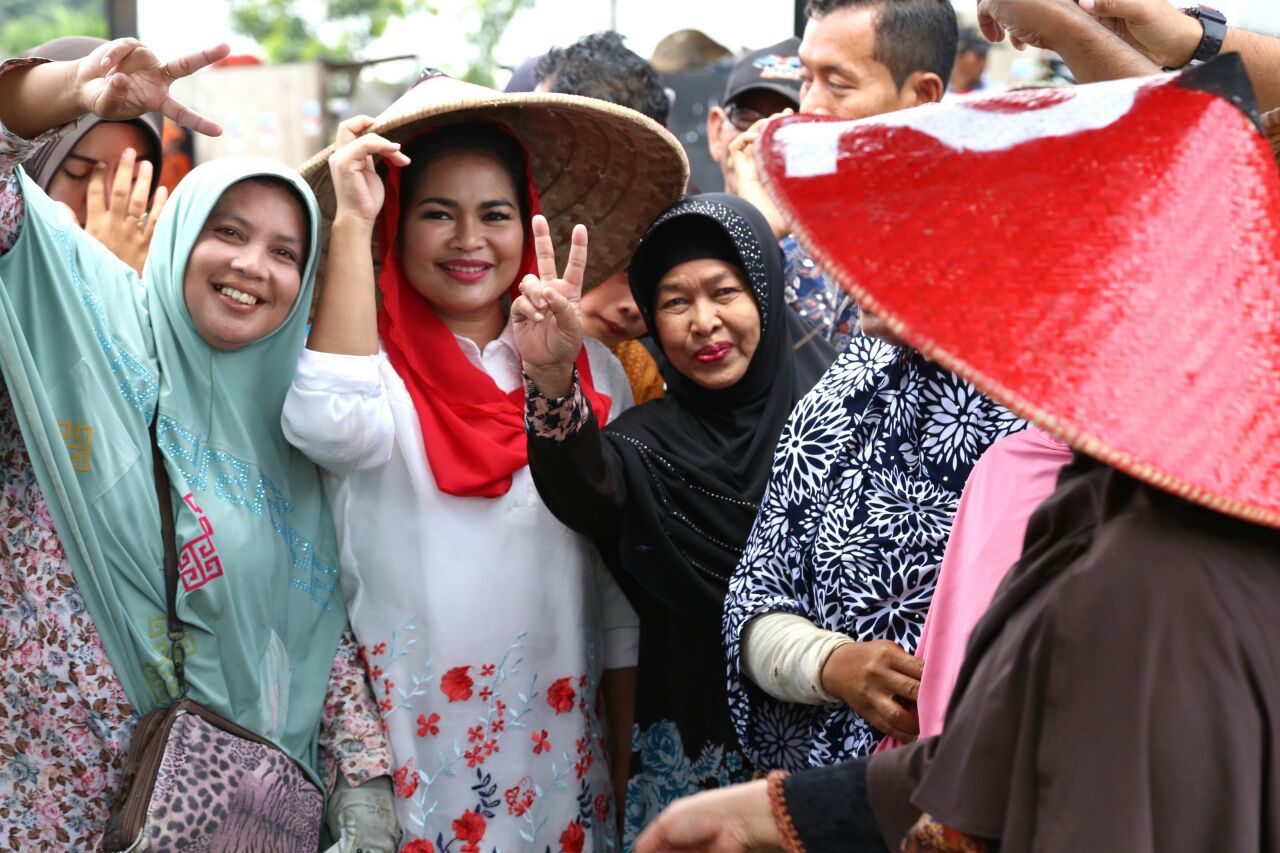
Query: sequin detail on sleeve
524 369 590 441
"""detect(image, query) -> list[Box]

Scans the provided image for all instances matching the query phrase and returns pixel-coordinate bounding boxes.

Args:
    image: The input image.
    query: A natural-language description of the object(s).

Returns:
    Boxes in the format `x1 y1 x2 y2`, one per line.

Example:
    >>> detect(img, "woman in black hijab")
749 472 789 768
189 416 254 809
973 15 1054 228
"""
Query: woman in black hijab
515 193 832 845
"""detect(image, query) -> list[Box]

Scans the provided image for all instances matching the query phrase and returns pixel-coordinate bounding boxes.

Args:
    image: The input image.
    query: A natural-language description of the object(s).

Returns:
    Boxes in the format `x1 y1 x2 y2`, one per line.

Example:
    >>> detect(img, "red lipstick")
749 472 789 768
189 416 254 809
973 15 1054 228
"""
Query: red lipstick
695 342 733 363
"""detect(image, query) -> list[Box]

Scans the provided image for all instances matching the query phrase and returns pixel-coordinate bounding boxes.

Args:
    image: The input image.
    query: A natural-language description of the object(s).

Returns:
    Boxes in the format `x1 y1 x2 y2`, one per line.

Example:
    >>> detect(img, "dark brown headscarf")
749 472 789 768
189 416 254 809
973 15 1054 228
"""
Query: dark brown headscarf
869 454 1280 852
19 37 163 193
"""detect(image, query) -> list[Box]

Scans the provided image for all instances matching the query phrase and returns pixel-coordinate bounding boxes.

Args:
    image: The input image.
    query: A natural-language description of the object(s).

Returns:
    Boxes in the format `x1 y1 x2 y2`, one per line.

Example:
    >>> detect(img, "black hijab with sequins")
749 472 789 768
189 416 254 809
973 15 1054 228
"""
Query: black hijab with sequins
603 193 830 624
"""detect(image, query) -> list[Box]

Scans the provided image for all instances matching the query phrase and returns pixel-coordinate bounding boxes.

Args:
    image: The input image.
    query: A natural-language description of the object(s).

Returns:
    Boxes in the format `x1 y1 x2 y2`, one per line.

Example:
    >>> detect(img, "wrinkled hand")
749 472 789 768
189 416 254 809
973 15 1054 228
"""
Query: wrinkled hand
326 775 402 853
821 640 923 743
328 115 410 226
73 38 229 136
511 215 588 395
84 145 167 274
727 111 792 240
977 0 1090 51
634 780 781 853
1078 0 1202 68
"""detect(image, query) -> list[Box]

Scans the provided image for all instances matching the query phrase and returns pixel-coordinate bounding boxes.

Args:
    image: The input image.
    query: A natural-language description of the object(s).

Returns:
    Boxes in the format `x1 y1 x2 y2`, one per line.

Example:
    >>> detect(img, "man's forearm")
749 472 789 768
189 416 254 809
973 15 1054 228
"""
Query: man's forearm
1220 29 1280 112
1055 11 1161 83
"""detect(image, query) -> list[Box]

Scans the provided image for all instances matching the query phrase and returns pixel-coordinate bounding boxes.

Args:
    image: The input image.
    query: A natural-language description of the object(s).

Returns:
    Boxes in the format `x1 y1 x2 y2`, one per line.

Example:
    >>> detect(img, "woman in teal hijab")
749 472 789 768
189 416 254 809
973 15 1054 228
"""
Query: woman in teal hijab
0 38 397 849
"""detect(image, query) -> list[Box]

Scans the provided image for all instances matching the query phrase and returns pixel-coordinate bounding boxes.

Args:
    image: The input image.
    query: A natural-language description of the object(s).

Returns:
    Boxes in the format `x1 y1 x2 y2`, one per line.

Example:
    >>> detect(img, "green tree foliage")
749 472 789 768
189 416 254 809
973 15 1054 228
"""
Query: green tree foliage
461 0 535 87
0 0 109 58
228 0 434 63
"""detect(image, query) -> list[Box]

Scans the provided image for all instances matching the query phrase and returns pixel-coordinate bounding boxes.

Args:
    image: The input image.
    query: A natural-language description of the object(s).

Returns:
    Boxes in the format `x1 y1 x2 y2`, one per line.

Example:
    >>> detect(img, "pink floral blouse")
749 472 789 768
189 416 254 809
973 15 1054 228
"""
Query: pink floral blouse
0 58 389 849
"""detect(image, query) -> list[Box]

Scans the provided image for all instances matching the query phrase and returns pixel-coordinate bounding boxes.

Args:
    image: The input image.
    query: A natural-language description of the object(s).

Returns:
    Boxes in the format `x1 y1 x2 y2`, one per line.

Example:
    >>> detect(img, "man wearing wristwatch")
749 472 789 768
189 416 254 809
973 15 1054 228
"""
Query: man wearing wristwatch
976 0 1280 112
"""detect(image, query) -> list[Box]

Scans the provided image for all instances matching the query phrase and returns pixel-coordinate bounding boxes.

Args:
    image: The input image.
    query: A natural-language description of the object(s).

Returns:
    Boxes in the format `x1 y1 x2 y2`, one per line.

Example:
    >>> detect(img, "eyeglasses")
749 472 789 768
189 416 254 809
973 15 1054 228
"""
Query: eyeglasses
725 104 769 133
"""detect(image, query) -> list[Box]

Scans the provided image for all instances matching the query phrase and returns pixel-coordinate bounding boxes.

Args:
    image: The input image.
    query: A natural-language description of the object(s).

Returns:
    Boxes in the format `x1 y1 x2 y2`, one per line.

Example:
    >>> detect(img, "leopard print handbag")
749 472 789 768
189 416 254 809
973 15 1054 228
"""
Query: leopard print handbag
100 700 325 852
99 438 325 852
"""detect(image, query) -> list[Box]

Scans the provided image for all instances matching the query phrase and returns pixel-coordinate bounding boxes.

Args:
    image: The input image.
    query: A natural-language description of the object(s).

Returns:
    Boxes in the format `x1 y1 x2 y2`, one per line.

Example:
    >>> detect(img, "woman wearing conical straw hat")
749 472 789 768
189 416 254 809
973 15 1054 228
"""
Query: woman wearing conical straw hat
286 70 689 850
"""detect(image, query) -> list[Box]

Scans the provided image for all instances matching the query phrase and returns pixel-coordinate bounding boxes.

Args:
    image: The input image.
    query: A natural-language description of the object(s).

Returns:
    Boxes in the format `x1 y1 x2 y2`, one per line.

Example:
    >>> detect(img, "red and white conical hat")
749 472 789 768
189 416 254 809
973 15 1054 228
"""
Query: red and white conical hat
758 56 1280 528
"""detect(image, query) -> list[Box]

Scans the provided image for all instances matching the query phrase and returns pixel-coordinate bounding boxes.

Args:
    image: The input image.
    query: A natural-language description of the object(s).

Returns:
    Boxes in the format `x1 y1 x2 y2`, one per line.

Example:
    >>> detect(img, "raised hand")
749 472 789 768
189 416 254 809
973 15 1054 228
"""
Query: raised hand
511 215 589 397
84 145 168 274
328 115 410 226
1078 0 1204 68
727 110 793 240
74 38 230 136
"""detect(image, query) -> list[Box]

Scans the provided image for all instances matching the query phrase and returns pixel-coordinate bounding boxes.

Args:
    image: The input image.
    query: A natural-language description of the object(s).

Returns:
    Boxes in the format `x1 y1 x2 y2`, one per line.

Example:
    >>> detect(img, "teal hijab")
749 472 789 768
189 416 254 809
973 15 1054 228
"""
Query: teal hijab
0 156 346 782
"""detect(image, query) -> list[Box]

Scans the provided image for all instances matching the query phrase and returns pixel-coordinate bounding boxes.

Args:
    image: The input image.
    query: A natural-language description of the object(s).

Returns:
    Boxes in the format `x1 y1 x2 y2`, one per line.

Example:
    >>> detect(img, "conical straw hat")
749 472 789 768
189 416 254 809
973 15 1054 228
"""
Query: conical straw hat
300 69 690 288
757 56 1280 528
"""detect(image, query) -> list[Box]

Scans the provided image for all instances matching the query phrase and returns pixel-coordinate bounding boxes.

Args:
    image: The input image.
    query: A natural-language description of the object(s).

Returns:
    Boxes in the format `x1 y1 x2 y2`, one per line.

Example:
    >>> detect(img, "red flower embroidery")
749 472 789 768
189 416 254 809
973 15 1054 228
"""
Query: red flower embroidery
416 712 440 737
481 664 495 677
594 792 611 824
575 737 589 756
453 809 487 845
490 718 505 734
372 642 387 656
467 725 485 744
393 760 419 798
379 698 393 713
560 821 585 853
368 665 384 680
483 738 500 756
383 679 395 694
547 677 576 714
479 686 494 702
505 778 536 817
531 729 550 754
402 840 435 853
464 745 485 768
577 675 587 688
441 666 474 702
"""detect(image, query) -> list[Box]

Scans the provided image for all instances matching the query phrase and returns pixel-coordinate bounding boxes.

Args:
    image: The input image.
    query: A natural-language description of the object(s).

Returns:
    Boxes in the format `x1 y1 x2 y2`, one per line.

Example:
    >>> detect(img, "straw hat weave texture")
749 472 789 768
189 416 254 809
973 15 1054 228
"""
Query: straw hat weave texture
299 73 690 289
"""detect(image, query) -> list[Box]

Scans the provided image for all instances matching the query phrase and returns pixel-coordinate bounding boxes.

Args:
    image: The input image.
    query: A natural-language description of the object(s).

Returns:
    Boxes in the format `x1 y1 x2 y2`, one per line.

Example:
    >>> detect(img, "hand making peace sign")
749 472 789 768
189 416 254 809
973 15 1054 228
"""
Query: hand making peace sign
511 215 590 397
74 38 230 136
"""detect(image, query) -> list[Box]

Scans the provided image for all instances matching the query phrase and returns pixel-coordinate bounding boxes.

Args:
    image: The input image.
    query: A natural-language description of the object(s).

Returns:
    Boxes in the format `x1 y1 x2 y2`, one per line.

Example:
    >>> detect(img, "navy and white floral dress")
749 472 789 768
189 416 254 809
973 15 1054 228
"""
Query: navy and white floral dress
722 336 1025 770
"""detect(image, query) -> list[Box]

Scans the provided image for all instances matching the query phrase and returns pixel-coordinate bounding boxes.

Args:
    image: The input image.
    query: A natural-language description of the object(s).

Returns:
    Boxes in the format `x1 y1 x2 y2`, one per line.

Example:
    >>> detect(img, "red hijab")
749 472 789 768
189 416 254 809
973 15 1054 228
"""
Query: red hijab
376 132 611 498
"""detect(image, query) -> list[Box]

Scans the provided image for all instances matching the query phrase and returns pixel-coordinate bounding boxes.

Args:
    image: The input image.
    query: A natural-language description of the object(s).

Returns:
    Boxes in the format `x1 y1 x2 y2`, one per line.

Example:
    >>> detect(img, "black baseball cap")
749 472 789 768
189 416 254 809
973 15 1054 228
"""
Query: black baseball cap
722 37 804 108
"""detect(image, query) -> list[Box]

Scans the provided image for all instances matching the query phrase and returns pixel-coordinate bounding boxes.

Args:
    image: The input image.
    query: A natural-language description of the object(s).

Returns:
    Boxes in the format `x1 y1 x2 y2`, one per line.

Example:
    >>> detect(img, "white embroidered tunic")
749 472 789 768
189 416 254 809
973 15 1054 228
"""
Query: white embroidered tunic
283 328 639 853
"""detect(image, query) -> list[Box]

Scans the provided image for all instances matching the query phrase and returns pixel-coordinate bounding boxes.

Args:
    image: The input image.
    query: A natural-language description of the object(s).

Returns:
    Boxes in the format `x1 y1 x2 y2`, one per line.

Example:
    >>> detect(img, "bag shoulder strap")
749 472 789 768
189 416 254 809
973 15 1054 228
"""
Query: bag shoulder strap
149 420 187 697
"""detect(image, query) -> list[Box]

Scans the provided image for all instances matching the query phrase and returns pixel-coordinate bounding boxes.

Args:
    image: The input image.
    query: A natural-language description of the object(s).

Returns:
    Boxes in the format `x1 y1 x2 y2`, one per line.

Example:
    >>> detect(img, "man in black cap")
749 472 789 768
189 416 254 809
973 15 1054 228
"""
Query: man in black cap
706 38 804 195
730 0 958 352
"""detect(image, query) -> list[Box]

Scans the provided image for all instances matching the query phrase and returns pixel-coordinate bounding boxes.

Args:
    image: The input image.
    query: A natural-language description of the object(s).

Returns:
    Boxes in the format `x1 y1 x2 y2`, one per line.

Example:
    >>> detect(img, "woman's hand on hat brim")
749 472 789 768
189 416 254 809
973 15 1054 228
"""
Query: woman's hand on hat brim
75 38 231 136
329 115 410 227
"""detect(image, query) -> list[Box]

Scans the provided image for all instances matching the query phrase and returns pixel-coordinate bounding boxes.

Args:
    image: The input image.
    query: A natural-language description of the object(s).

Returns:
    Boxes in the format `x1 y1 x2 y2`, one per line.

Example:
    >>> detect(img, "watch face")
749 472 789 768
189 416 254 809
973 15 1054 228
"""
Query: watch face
1199 5 1228 24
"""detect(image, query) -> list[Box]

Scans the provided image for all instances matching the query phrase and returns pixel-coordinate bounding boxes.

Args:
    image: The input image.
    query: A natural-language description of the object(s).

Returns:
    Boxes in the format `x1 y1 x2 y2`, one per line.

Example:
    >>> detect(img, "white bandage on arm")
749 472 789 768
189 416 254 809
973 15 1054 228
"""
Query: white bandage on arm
741 612 854 705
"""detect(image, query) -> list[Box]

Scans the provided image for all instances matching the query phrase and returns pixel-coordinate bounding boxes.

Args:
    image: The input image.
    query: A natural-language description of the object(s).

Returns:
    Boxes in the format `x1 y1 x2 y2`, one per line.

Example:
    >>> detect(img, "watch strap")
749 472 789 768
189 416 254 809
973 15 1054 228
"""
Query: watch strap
1186 5 1228 65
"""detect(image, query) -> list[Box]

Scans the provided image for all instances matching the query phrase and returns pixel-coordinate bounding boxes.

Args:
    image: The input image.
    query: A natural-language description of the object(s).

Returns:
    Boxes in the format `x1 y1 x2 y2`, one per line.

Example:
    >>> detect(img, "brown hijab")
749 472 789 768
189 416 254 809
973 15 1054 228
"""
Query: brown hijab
19 37 163 193
869 454 1280 852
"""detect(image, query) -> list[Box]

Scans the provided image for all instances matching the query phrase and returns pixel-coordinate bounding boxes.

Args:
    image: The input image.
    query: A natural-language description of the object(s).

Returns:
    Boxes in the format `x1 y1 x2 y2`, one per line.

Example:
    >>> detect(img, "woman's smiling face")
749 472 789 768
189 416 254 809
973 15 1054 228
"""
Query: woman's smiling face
653 257 761 390
397 149 526 324
181 179 307 351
